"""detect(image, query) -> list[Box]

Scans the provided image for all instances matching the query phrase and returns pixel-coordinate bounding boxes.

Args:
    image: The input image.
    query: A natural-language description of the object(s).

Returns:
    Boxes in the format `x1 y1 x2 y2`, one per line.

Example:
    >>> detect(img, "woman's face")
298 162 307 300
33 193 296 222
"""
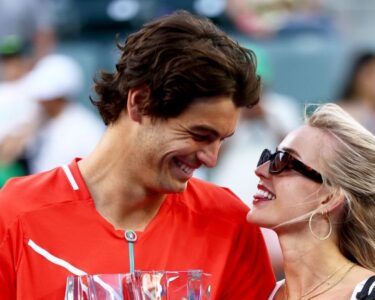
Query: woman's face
356 58 375 101
246 125 328 232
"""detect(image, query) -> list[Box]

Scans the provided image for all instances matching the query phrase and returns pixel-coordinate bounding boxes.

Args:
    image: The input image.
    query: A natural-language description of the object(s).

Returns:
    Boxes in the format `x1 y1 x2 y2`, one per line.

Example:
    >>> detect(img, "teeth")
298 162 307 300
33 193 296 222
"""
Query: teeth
256 189 276 200
175 160 194 174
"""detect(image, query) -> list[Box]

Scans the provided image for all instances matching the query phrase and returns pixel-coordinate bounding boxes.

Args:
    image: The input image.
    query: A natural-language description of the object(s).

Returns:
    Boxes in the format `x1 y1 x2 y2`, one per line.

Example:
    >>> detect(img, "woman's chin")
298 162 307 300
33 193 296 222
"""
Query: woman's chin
246 211 268 227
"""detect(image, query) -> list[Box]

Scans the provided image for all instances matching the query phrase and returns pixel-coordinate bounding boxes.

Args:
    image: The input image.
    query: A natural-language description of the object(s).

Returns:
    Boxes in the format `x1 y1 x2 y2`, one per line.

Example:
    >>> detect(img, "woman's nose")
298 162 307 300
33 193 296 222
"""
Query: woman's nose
255 161 271 179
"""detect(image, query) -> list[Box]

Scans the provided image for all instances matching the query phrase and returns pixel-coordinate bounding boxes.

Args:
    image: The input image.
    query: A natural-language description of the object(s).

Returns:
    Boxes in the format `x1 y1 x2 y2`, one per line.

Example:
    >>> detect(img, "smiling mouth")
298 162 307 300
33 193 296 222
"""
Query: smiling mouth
174 158 195 175
254 189 276 200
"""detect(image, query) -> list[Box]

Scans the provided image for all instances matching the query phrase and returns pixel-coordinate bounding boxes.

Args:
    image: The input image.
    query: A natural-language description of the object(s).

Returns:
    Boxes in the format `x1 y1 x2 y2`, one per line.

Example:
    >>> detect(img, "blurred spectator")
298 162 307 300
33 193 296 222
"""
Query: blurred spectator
199 45 301 203
337 51 375 134
203 97 299 280
24 54 105 173
0 35 32 81
323 0 375 45
0 35 40 187
0 0 56 62
196 46 302 279
226 0 336 38
205 95 301 203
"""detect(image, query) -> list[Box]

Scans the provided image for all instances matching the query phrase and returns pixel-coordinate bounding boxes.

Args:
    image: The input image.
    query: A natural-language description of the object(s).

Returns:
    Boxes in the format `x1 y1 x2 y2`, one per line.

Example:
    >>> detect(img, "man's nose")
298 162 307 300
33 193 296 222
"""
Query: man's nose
196 140 222 168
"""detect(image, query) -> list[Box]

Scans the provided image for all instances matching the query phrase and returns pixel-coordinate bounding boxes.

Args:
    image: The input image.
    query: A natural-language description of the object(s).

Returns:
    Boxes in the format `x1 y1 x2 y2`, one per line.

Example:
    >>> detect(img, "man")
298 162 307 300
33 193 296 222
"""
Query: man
0 11 275 299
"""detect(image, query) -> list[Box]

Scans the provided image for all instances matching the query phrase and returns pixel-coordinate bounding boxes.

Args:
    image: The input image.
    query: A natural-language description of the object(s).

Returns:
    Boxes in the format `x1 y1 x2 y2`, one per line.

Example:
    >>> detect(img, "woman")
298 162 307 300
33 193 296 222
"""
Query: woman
247 103 375 299
337 51 375 134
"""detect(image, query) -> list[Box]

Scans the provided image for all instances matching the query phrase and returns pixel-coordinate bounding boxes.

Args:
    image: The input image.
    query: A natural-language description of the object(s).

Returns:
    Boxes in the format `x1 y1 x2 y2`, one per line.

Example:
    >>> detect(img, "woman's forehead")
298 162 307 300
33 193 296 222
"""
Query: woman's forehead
279 125 328 166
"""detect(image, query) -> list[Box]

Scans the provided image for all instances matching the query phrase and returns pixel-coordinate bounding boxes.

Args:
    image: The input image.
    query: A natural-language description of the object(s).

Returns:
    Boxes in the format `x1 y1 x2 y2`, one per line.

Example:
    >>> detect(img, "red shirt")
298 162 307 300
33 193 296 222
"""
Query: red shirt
0 159 275 299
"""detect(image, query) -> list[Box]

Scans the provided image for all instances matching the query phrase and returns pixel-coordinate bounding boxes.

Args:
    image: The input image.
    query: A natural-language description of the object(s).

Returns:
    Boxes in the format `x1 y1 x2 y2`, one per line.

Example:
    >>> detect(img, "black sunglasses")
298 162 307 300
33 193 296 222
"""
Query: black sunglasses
257 149 323 183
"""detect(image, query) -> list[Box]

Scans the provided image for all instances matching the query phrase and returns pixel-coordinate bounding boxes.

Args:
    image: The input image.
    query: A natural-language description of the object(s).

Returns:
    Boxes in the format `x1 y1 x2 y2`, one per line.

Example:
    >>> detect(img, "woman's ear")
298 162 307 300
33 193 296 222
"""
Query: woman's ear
127 86 150 123
320 190 346 213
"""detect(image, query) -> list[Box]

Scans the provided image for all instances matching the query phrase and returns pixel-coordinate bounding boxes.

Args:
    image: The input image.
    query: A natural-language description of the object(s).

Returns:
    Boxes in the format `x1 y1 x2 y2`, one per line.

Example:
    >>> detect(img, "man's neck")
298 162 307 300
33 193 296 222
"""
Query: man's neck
77 129 166 231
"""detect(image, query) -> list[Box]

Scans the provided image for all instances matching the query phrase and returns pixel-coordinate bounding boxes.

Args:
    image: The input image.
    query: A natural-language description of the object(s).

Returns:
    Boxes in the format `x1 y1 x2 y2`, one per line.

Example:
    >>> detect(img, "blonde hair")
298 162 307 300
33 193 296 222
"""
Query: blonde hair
306 103 375 271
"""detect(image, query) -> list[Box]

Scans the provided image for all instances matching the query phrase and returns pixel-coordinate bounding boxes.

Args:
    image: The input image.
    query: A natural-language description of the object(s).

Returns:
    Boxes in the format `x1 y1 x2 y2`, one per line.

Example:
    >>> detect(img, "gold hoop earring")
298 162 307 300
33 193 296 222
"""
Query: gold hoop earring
309 210 332 240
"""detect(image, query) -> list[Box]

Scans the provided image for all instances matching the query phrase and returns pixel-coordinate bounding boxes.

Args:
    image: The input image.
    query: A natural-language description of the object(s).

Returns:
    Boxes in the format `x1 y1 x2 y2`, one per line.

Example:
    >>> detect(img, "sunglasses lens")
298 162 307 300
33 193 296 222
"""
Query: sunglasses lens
260 150 323 183
257 149 271 167
270 152 289 173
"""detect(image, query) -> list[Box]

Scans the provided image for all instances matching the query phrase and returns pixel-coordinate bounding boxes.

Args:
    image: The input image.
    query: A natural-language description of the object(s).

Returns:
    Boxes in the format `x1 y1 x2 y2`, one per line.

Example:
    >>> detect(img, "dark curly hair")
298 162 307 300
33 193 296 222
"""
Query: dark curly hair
92 10 261 125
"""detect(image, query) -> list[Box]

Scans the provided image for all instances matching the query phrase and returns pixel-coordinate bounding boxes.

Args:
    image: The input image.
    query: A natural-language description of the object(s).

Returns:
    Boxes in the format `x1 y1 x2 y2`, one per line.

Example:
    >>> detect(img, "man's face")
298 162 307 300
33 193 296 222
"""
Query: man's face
134 96 240 194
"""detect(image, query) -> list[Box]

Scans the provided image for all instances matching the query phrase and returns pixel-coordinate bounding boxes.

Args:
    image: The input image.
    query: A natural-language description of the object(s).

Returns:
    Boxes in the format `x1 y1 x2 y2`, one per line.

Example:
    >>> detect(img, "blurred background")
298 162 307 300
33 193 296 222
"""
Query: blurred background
6 0 374 107
2 0 375 279
2 0 375 107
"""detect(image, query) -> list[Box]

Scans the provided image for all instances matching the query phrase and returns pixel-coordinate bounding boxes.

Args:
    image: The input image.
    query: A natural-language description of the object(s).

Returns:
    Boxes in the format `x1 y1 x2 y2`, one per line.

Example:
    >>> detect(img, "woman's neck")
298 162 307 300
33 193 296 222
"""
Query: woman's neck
278 232 351 299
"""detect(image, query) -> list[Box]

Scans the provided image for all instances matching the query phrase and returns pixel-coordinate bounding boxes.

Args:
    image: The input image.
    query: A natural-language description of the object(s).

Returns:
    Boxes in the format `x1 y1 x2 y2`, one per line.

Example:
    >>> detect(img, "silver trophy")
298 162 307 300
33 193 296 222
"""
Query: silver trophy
64 270 211 300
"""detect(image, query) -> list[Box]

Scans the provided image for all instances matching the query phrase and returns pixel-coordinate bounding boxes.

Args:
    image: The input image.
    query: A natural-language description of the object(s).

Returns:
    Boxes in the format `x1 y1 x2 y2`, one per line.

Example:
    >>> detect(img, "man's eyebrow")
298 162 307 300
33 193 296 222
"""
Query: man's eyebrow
189 125 219 137
189 125 235 139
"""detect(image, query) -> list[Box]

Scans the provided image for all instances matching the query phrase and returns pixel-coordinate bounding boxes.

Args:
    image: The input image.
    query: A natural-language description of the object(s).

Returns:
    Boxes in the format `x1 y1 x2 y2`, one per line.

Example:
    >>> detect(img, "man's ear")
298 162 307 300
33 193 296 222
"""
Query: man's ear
320 190 346 213
127 86 150 123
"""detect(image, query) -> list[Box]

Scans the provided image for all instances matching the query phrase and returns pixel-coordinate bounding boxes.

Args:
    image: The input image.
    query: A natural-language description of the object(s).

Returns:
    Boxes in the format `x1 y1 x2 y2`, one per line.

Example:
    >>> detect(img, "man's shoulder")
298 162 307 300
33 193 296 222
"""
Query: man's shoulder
182 177 249 220
0 167 72 220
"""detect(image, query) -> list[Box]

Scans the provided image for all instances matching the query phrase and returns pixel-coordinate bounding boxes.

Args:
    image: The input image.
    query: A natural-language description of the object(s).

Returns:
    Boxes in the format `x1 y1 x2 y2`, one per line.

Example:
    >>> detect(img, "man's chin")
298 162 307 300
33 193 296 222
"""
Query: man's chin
175 180 189 193
166 179 189 194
